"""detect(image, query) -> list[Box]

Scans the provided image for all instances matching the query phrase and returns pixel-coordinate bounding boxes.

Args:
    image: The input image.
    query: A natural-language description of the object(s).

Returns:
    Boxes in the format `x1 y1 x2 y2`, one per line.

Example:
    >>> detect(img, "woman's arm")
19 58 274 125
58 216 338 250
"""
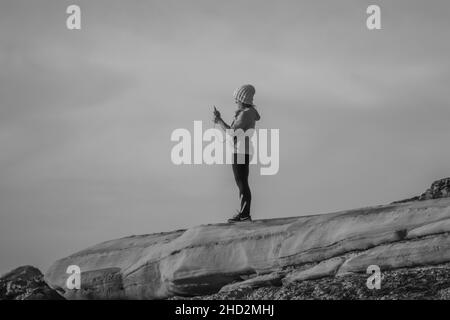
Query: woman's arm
213 106 231 130
215 116 231 130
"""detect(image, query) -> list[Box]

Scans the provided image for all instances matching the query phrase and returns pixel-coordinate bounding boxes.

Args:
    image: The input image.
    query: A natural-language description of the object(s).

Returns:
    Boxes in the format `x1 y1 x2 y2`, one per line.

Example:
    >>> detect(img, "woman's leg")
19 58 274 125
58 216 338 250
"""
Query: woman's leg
232 154 252 217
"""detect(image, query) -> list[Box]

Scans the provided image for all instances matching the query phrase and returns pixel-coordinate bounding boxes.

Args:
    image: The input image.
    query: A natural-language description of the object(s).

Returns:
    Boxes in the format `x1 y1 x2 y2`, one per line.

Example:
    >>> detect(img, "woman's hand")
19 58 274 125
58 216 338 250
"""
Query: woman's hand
212 106 231 129
213 106 221 123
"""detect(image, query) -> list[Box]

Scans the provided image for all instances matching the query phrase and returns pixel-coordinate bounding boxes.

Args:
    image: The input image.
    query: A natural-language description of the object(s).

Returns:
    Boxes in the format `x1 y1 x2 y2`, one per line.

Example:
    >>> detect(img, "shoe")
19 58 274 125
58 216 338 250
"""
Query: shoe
228 213 252 223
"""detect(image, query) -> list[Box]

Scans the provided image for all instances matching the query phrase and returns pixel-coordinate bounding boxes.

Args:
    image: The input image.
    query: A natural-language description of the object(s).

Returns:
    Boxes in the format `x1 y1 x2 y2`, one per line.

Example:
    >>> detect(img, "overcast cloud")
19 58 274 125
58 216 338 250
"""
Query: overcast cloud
1 0 449 274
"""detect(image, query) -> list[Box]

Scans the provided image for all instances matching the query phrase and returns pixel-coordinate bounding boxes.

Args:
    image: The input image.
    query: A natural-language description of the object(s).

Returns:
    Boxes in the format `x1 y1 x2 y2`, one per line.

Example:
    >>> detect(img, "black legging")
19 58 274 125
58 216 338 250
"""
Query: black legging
232 153 252 217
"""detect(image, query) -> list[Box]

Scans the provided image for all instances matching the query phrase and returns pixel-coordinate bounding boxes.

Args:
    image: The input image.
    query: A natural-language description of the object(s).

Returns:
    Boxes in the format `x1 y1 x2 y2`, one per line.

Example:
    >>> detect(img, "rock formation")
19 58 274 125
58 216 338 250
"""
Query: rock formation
186 262 450 300
0 266 64 300
419 177 450 200
394 177 450 203
44 193 450 299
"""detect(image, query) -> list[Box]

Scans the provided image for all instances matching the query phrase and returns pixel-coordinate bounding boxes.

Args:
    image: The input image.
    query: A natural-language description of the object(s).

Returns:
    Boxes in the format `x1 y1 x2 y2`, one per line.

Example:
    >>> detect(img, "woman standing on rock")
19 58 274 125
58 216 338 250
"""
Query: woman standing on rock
213 84 261 222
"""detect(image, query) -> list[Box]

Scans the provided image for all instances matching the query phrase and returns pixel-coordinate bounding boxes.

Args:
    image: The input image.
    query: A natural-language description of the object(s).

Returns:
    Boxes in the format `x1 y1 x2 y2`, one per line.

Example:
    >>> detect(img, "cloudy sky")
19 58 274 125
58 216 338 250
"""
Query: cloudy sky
1 0 449 274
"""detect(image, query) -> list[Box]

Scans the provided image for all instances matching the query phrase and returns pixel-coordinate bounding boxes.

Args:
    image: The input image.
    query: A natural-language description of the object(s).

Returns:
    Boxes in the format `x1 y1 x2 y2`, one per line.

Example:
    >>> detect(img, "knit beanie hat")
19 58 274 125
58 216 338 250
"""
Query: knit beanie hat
233 84 256 106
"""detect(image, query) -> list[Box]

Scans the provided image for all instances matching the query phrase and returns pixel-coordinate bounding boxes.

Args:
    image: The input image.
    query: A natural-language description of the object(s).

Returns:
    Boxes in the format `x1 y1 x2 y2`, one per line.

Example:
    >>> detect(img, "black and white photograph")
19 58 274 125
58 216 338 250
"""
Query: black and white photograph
1 0 450 315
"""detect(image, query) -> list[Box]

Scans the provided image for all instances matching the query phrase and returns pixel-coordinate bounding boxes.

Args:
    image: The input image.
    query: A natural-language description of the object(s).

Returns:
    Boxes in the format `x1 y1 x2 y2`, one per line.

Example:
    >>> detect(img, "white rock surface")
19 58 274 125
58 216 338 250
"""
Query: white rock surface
337 233 450 275
44 198 450 299
407 218 450 239
283 257 345 284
